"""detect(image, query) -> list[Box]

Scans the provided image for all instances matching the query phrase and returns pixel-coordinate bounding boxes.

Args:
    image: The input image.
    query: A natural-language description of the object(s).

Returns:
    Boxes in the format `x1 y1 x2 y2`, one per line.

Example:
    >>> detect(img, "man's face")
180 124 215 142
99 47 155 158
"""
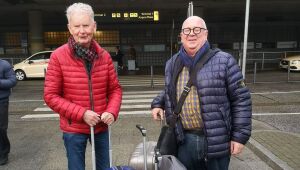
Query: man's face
180 18 208 56
68 12 96 48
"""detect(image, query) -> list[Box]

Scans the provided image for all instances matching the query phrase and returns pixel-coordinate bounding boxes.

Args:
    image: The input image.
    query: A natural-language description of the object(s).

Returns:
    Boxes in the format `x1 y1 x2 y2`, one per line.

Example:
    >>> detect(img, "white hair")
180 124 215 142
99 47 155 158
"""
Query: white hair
66 3 94 23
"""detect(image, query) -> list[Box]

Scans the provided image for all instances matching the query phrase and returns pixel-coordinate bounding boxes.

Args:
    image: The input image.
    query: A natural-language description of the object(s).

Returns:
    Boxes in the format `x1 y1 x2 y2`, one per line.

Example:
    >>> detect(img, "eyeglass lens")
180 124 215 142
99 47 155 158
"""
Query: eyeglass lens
182 27 204 35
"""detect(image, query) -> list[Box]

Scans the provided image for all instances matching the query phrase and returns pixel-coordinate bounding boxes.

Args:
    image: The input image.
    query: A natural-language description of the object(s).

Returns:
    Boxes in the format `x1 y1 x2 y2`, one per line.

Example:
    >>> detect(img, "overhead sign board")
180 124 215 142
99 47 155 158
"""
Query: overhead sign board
95 11 159 22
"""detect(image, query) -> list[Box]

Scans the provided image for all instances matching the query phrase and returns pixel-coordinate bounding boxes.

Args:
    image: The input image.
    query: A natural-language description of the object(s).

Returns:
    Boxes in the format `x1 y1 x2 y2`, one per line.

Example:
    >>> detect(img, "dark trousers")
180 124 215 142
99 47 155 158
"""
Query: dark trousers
0 101 10 160
63 131 109 170
177 133 230 170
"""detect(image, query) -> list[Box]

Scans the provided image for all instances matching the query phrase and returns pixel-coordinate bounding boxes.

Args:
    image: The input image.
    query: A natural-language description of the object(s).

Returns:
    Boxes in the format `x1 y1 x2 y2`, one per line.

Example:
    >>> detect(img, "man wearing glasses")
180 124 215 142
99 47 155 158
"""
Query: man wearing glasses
151 16 252 170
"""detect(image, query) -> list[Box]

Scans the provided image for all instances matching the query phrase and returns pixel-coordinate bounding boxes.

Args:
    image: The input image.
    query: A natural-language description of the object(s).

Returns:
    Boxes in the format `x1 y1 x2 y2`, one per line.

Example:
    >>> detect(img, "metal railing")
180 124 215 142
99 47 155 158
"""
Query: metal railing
238 50 300 72
249 61 300 84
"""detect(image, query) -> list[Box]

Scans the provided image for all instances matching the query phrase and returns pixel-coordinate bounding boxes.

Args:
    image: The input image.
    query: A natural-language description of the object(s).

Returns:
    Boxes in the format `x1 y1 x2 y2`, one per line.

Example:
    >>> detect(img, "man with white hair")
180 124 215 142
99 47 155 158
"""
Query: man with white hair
44 3 122 170
151 16 252 170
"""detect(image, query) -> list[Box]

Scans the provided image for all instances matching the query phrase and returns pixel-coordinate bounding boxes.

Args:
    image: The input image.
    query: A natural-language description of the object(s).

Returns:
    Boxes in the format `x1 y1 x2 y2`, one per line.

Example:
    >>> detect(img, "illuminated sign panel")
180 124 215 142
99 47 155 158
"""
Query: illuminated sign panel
95 11 159 22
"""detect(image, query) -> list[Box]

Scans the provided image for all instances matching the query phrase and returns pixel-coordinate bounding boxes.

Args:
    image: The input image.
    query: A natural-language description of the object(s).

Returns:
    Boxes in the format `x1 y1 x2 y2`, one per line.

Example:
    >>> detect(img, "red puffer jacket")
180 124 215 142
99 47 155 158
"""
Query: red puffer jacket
44 42 122 134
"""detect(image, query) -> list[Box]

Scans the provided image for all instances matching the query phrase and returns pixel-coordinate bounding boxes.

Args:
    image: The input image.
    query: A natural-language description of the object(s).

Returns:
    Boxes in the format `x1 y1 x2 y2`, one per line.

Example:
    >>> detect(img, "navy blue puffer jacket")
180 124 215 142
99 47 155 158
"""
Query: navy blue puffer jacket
162 49 252 159
0 59 17 102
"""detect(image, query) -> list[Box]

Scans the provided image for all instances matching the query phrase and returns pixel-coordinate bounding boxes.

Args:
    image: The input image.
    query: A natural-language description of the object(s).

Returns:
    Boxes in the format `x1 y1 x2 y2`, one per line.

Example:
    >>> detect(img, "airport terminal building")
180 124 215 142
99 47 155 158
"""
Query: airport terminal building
0 0 299 69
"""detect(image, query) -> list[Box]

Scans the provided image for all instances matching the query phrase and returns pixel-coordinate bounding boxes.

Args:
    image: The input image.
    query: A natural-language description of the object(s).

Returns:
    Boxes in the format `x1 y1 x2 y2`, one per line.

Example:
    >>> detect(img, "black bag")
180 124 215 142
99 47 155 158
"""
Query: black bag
156 125 177 156
156 49 219 156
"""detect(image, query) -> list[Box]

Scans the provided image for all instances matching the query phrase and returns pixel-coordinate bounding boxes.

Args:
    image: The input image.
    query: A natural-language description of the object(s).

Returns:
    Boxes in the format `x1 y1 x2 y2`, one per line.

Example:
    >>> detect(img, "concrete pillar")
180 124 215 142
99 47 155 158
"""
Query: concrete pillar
28 10 44 54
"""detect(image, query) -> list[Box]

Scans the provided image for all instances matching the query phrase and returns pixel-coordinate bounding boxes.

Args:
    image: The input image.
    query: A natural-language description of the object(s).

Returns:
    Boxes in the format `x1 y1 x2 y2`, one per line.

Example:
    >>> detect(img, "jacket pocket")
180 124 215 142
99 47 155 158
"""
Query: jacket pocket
219 106 231 135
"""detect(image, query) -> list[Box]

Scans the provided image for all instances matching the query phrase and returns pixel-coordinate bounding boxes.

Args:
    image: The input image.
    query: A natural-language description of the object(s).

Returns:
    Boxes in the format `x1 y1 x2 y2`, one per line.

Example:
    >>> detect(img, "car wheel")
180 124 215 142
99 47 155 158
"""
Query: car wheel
15 70 26 81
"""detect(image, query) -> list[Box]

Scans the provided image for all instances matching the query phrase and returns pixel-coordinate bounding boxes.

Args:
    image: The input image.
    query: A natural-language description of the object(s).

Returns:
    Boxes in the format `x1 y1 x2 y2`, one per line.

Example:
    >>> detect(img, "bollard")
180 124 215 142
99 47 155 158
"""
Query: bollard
253 62 257 84
44 68 47 77
287 61 290 82
113 61 118 76
261 53 265 70
150 65 154 88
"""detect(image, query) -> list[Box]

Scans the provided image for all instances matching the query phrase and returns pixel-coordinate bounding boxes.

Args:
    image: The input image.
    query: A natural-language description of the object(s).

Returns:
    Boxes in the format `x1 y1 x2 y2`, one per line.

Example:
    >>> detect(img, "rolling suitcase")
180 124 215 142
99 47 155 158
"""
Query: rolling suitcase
129 123 186 170
128 125 159 170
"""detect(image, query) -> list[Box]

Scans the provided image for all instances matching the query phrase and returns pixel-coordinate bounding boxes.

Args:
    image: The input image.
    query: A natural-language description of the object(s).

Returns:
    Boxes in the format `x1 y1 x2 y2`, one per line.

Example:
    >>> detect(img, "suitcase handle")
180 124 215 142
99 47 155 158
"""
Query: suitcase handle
136 124 147 136
136 124 147 170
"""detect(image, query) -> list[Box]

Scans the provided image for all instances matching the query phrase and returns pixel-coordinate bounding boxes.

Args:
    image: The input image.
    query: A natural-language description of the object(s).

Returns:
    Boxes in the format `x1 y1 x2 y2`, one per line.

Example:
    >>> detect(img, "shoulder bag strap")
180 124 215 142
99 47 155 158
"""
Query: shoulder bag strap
168 49 220 127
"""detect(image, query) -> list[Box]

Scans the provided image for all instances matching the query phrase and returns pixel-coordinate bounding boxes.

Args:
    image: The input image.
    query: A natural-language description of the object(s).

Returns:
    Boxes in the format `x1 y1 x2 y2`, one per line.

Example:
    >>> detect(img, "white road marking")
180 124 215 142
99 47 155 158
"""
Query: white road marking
34 104 150 111
121 104 150 109
10 100 44 102
123 95 156 99
122 99 153 103
21 114 59 119
253 113 300 116
123 91 161 94
251 91 300 95
34 107 52 111
21 112 300 120
120 84 164 87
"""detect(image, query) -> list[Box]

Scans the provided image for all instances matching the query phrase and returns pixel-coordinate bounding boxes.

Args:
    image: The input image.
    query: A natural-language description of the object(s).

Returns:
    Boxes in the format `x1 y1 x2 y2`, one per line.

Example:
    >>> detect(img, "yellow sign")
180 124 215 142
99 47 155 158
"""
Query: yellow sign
154 11 159 21
130 13 138 18
96 11 159 22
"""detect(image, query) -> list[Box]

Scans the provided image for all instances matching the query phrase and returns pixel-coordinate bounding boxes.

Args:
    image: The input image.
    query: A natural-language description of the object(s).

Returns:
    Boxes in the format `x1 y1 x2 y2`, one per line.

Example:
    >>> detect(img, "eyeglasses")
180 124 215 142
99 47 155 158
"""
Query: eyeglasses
181 27 206 35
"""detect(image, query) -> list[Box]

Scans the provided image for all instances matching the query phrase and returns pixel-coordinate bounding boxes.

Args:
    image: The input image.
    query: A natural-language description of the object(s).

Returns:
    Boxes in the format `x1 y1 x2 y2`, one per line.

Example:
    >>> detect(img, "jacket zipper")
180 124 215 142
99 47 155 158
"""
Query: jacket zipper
68 60 94 125
85 61 95 111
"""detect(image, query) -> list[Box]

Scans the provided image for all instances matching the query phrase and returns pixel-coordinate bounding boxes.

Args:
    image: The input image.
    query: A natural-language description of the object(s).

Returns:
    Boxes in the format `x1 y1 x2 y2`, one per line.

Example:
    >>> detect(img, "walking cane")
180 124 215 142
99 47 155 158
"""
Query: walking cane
91 126 96 170
91 125 112 170
108 125 112 167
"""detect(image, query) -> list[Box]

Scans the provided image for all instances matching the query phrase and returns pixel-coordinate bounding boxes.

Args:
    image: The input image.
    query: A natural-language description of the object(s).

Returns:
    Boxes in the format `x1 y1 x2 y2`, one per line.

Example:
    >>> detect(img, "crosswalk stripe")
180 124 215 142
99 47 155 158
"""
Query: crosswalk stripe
122 99 152 103
119 84 164 87
119 110 150 115
22 114 59 119
121 105 150 109
34 104 150 112
123 94 156 99
34 108 52 112
123 91 161 94
119 79 164 81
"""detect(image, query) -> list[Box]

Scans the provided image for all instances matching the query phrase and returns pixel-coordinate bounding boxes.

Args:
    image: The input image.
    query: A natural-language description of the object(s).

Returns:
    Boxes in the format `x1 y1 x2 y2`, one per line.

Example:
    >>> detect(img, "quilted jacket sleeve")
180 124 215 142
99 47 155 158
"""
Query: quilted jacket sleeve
226 55 252 145
151 90 165 109
0 60 17 89
44 52 87 122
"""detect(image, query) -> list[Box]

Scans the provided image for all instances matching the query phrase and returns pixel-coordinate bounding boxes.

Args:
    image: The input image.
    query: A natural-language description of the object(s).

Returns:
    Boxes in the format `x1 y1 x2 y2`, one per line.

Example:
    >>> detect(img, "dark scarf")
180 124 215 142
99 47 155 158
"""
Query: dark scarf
68 36 98 62
179 41 210 68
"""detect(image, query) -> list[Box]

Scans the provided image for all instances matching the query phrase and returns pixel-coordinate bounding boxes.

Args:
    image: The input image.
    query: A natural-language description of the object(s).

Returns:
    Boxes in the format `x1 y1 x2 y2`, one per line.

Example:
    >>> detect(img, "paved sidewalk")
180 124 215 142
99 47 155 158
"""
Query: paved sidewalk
248 119 300 170
108 115 272 170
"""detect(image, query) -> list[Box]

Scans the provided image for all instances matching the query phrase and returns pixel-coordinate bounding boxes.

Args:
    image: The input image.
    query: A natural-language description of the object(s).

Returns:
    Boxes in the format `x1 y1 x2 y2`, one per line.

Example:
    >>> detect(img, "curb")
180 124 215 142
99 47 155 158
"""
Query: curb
247 137 293 170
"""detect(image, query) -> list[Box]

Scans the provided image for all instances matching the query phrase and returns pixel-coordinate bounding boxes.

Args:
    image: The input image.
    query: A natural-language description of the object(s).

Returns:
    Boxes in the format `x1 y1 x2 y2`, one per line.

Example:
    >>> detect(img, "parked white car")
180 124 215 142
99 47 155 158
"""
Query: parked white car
280 55 300 71
13 51 52 80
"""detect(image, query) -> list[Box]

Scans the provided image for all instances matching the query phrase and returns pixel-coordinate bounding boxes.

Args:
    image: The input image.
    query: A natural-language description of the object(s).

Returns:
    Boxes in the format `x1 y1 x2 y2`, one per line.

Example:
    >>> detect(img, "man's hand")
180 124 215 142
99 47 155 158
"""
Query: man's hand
230 141 245 155
100 112 115 125
151 108 164 120
83 110 101 127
